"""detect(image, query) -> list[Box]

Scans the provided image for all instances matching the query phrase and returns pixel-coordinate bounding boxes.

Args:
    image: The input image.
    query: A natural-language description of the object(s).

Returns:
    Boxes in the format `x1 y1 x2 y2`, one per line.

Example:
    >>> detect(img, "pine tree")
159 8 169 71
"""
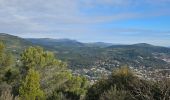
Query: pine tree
0 42 14 82
19 69 44 100
20 46 65 71
20 47 68 98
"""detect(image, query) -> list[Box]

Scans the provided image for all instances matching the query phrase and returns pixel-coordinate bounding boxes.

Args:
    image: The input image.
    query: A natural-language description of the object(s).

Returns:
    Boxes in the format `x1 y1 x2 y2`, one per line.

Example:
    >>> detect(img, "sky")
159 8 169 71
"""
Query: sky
0 0 170 46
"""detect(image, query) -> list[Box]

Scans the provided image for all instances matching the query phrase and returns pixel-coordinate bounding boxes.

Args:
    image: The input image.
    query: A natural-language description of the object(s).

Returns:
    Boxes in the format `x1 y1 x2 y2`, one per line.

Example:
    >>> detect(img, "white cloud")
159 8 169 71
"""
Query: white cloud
0 0 169 34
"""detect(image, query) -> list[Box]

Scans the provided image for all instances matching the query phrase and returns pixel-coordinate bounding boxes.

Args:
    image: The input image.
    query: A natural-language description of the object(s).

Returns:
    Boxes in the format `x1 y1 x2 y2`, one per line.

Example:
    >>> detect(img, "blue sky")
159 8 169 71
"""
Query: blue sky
0 0 170 46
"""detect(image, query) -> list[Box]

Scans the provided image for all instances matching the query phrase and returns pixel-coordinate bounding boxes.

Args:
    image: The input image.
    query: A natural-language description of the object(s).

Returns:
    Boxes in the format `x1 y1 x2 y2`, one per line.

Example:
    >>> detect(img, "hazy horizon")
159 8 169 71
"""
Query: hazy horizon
0 33 169 47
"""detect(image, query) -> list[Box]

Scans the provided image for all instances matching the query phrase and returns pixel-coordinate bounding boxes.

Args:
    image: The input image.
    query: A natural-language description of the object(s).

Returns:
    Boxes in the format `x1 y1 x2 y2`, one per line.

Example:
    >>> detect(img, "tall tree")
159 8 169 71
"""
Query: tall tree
19 69 44 100
20 46 89 99
0 42 14 83
20 46 66 72
20 46 68 98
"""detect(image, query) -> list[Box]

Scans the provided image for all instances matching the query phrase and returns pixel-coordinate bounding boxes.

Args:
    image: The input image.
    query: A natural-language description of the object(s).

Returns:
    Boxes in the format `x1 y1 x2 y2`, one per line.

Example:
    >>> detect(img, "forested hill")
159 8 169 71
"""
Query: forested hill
0 41 169 100
27 38 84 47
26 36 170 69
1 33 170 70
108 43 170 54
0 33 34 52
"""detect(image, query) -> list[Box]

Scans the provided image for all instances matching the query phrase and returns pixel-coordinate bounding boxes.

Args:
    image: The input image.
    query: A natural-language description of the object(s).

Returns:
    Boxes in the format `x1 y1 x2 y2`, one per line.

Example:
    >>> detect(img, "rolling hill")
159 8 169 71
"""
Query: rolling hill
1 33 170 70
0 33 34 55
26 36 170 69
27 38 84 47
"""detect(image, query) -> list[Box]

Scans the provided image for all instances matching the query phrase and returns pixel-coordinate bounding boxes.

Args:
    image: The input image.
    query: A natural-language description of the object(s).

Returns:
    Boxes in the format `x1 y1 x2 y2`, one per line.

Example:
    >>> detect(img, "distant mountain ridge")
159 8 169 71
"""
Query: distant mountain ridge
25 35 170 69
27 38 84 47
132 43 153 46
1 33 169 50
108 43 170 54
85 42 114 48
1 33 170 69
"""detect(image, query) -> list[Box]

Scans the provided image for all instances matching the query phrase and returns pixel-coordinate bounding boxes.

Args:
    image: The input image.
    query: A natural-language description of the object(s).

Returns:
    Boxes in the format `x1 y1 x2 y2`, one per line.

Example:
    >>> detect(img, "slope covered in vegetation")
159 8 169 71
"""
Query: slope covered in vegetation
0 41 169 100
1 33 170 70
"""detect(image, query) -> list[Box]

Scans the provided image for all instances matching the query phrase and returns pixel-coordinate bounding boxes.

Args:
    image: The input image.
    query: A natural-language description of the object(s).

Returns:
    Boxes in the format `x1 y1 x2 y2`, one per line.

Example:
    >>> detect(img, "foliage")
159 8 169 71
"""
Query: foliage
21 46 56 71
0 42 15 84
86 66 134 100
1 37 170 100
42 70 72 98
3 68 20 84
19 69 44 100
99 85 131 100
153 79 170 100
19 46 90 100
86 67 170 100
60 76 89 100
47 74 89 100
0 42 14 68
48 92 66 100
20 46 69 98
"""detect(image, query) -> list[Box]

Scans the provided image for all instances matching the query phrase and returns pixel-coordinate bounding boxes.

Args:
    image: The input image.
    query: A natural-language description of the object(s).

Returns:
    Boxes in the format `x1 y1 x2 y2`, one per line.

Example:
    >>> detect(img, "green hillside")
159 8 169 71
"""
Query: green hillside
0 33 34 53
26 37 170 69
1 33 170 70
